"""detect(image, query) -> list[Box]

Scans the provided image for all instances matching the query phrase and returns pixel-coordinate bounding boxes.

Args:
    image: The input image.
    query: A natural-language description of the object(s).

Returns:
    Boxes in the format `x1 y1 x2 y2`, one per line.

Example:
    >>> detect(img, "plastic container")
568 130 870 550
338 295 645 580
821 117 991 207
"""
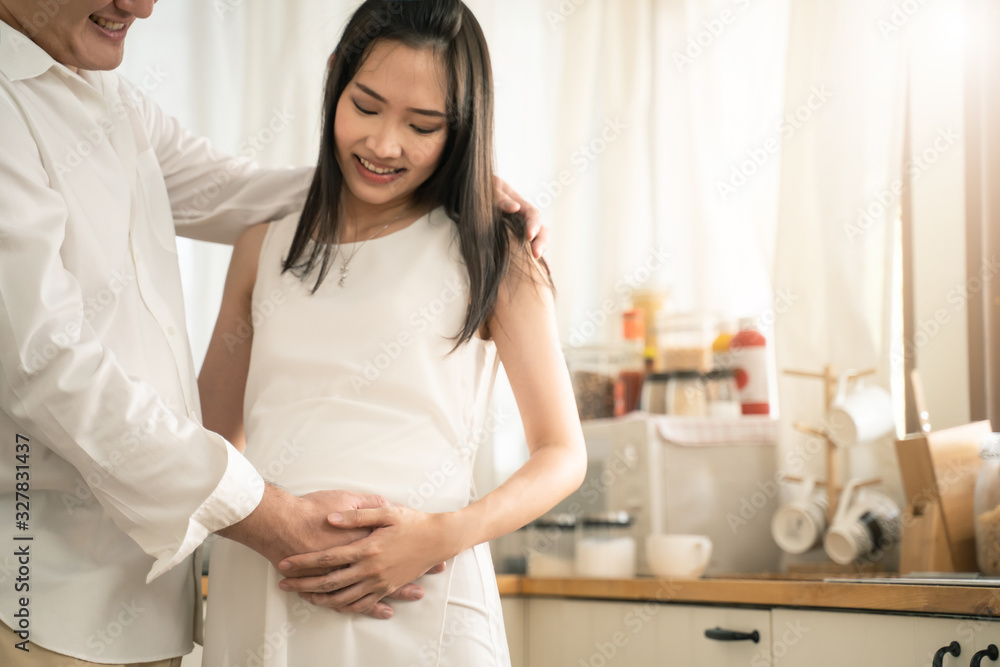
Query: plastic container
640 373 669 415
566 346 640 420
575 512 636 578
664 371 707 416
731 318 770 415
705 370 741 418
525 514 576 577
620 310 646 414
491 525 528 574
656 313 715 373
975 433 1000 575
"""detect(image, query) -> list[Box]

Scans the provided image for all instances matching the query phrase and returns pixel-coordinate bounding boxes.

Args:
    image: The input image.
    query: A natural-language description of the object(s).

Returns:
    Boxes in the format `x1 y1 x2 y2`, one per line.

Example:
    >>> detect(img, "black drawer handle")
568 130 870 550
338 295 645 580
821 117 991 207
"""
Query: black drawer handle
972 644 999 666
704 627 760 644
932 641 961 667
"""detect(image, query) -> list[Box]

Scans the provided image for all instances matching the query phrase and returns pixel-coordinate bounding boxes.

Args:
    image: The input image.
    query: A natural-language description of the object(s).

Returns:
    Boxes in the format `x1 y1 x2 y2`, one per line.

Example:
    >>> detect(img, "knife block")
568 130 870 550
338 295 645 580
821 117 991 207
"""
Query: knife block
895 421 992 573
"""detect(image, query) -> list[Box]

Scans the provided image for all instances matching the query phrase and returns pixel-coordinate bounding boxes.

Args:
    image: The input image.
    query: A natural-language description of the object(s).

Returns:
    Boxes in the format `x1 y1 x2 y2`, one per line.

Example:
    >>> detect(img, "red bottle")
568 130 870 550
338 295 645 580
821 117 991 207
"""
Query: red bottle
731 319 769 415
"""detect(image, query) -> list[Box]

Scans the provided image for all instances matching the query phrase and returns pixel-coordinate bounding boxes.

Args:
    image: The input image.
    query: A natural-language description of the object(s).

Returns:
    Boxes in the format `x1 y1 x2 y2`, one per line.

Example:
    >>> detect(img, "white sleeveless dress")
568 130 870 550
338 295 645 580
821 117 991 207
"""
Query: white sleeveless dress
202 207 510 667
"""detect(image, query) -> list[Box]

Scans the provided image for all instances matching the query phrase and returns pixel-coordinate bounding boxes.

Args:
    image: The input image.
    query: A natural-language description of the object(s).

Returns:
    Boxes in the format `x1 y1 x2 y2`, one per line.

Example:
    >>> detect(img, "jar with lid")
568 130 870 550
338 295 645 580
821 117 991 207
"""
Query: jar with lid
705 369 741 417
975 433 1000 575
575 511 636 578
565 345 642 419
491 525 528 574
640 373 670 414
665 371 707 416
524 514 576 577
619 309 646 413
655 312 715 373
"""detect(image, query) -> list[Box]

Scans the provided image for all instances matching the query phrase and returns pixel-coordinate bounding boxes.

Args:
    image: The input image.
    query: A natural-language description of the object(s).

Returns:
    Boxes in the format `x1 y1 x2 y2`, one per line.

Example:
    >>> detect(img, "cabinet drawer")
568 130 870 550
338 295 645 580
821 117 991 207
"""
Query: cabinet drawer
770 608 1000 667
654 605 773 666
525 598 658 666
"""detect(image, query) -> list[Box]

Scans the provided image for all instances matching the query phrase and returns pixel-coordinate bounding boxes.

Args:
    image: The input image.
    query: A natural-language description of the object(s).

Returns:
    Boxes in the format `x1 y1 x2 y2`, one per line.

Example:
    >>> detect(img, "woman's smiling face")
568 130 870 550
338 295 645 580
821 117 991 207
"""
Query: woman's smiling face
334 40 450 211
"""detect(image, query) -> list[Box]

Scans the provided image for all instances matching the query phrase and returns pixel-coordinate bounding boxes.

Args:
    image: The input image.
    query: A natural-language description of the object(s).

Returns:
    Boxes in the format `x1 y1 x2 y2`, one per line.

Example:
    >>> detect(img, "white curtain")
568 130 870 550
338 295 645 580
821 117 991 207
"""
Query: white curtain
772 0 909 533
544 0 788 342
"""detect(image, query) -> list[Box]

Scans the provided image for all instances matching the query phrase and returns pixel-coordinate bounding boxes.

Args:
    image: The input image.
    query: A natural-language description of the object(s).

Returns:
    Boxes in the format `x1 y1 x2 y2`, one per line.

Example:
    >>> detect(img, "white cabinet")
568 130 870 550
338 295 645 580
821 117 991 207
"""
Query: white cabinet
964 614 1000 667
524 599 769 667
525 598 658 666
518 598 1000 667
502 597 525 667
769 608 1000 667
654 605 772 666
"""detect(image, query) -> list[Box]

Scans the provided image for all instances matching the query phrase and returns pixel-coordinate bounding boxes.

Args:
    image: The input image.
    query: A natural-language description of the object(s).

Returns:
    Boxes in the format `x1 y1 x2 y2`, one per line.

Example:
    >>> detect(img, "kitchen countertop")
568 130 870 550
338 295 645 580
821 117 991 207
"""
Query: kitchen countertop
495 574 1000 617
203 575 1000 617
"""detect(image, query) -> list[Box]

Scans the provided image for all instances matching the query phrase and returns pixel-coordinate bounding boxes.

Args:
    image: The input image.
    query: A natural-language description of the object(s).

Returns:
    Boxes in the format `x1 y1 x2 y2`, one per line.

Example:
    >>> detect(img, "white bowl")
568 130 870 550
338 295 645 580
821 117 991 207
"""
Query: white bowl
645 534 713 578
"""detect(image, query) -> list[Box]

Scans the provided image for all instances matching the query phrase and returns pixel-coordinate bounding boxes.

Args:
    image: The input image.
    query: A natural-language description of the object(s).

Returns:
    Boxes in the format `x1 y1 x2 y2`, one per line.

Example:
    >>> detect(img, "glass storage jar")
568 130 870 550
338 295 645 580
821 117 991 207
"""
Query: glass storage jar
664 371 707 416
565 346 642 420
575 511 636 578
705 369 741 417
975 433 1000 575
655 312 716 373
524 514 576 577
491 525 528 574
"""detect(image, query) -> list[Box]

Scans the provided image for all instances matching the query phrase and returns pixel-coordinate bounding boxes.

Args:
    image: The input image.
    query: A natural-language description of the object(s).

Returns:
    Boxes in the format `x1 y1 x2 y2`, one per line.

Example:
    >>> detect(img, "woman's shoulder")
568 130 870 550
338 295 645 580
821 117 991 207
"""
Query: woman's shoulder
233 212 300 273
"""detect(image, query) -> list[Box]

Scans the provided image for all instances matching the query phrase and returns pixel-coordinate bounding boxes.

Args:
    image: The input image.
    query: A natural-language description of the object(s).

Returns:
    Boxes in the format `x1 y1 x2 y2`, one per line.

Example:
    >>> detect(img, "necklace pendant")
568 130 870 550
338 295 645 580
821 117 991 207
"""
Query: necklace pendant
338 264 349 287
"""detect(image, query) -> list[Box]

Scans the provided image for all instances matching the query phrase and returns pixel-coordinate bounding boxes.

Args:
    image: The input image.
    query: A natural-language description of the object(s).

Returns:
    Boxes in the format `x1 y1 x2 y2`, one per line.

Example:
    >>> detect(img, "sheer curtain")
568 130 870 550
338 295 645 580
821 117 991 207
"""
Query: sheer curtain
772 0 909 525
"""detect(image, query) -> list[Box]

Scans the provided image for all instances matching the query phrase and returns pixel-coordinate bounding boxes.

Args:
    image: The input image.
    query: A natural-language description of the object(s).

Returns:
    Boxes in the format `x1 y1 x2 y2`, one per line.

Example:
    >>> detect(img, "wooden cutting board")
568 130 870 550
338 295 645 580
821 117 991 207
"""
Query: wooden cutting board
895 421 993 573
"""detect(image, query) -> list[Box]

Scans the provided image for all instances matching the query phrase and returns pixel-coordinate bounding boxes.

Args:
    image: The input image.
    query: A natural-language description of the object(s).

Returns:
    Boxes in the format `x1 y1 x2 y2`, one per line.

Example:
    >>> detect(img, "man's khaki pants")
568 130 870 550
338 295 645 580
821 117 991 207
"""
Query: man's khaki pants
0 623 182 667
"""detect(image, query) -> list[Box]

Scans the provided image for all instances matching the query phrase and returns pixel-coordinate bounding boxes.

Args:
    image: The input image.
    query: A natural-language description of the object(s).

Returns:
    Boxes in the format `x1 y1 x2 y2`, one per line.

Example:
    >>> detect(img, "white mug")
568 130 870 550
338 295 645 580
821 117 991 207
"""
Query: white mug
771 477 828 555
828 375 894 447
823 479 902 565
645 534 713 578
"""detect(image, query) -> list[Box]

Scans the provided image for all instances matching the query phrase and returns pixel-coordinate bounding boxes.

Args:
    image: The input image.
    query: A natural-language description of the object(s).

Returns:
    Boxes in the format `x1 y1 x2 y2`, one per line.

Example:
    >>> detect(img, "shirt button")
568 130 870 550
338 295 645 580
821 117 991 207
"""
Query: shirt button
167 326 176 336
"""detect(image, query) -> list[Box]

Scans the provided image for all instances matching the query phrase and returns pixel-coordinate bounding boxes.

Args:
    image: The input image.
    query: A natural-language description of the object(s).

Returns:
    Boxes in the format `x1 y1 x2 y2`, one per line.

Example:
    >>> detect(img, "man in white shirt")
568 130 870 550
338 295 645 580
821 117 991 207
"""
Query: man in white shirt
0 1 544 666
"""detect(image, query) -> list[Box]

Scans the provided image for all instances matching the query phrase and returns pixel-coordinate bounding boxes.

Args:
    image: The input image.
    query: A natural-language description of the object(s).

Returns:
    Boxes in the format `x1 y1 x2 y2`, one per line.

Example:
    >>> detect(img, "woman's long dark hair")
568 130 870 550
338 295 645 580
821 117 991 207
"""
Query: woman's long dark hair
283 0 545 345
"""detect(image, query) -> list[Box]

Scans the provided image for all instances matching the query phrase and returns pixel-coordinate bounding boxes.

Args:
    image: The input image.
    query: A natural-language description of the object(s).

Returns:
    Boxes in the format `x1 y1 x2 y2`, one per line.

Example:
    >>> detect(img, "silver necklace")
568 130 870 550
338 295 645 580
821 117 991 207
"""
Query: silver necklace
336 207 411 287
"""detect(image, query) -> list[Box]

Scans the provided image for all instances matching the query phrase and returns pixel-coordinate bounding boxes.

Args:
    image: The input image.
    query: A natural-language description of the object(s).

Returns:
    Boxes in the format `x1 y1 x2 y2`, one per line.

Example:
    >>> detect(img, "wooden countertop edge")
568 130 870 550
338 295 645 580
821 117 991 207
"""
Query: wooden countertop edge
514 577 1000 617
202 575 1000 617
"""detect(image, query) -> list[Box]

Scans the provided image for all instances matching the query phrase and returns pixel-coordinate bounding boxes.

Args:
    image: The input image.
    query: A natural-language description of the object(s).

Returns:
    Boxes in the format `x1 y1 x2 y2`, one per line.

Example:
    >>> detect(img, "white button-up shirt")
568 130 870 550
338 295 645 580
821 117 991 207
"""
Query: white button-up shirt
0 20 312 662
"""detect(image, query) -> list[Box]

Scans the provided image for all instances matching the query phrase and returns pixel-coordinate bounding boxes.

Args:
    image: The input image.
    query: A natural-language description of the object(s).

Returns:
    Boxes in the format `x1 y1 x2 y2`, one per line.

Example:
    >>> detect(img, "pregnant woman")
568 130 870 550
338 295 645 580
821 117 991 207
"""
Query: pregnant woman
198 1 586 665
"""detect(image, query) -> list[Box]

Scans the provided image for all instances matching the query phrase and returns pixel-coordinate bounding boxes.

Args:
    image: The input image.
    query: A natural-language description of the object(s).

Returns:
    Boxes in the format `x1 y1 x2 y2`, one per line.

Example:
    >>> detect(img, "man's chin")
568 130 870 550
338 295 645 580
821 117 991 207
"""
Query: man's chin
67 44 127 72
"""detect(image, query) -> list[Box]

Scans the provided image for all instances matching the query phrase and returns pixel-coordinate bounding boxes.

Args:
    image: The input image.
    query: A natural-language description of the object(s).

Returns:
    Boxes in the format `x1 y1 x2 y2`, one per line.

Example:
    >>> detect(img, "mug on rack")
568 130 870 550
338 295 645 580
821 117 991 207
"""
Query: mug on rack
823 479 902 566
771 476 829 555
